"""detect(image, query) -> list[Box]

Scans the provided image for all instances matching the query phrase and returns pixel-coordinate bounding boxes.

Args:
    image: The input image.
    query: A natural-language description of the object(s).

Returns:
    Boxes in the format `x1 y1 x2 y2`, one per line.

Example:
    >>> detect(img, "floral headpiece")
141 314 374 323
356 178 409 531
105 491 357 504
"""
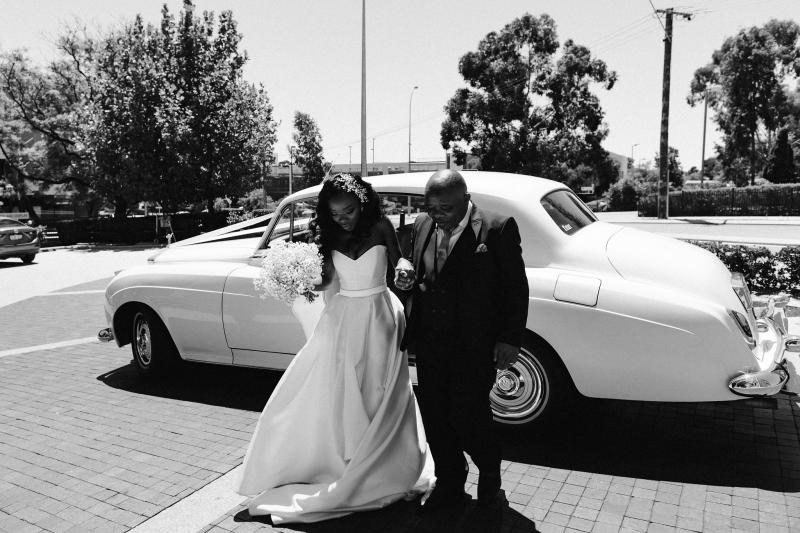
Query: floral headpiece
324 173 369 204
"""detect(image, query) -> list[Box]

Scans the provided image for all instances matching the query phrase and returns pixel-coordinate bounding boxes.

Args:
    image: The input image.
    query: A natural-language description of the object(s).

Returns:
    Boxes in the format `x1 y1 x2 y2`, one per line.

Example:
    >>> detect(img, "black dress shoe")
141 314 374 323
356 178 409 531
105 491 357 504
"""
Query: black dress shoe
419 484 467 513
477 475 503 507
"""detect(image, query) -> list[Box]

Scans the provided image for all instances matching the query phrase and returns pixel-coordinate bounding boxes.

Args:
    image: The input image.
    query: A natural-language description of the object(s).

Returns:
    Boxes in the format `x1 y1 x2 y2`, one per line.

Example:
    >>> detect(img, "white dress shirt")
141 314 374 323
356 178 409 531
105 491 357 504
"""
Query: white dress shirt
423 201 474 276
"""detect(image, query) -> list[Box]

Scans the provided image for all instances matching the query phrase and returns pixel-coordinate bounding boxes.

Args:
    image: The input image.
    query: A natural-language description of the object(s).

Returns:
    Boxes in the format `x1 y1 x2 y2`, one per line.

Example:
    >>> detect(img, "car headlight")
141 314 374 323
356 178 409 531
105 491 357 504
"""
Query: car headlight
729 309 756 348
731 272 753 312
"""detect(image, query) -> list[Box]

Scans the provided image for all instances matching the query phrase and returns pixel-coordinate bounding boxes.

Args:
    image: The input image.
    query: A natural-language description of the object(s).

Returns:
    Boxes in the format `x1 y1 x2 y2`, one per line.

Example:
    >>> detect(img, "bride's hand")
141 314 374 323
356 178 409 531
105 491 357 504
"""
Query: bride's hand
394 259 416 291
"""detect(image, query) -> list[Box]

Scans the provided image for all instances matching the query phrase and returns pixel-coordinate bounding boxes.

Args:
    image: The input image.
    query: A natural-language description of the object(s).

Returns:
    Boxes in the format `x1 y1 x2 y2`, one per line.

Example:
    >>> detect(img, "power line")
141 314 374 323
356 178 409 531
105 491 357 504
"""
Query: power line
648 0 668 35
323 10 672 155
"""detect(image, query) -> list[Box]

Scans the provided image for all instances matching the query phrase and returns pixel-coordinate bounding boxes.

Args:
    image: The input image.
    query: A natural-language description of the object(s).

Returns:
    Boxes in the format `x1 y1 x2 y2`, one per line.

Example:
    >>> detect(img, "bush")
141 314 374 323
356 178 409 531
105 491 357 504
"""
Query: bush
638 183 800 217
688 241 800 297
604 178 639 211
53 212 231 245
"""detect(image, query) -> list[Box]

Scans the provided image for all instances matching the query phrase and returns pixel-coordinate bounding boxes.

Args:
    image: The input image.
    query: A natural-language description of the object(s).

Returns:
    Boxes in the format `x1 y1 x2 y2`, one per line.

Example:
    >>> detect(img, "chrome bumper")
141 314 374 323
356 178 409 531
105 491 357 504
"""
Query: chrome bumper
728 296 798 397
98 327 115 342
728 365 789 396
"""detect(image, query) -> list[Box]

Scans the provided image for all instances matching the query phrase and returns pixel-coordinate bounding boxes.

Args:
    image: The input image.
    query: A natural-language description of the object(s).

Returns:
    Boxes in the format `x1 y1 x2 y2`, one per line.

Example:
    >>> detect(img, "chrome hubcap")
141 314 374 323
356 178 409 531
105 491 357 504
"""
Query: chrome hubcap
490 348 549 423
134 316 152 366
496 370 520 395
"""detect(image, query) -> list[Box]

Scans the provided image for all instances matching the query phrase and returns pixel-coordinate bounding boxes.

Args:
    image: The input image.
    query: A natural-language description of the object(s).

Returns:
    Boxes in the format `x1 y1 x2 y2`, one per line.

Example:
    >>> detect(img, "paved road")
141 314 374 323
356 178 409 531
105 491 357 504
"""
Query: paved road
0 247 160 309
596 212 800 247
2 249 800 532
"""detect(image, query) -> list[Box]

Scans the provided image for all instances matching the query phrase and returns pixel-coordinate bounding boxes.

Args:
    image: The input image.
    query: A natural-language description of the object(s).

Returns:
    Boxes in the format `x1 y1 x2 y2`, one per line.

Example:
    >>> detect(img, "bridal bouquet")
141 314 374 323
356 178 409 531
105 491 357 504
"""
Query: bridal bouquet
254 240 324 305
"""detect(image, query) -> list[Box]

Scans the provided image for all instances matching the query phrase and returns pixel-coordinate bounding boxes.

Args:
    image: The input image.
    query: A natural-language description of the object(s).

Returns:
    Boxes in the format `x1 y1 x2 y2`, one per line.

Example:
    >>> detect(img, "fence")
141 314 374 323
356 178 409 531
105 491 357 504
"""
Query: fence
638 184 800 217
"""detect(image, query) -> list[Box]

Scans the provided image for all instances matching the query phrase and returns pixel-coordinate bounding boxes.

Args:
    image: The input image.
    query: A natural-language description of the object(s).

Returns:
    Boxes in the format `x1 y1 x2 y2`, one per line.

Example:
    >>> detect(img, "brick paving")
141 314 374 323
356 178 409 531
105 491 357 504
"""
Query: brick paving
2 284 800 532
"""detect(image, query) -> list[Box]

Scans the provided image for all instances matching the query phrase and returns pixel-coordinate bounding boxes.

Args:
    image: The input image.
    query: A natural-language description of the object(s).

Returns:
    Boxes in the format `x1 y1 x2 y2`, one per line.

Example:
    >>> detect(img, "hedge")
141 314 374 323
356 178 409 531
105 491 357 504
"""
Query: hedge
55 212 230 245
688 241 800 297
638 183 800 217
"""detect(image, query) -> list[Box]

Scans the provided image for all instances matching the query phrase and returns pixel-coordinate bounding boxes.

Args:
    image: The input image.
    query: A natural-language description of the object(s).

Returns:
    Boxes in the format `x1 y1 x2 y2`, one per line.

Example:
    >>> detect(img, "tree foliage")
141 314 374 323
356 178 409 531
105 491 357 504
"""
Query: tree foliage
291 111 326 183
91 1 277 214
440 13 618 192
689 19 800 185
763 127 797 183
653 146 684 188
0 27 99 222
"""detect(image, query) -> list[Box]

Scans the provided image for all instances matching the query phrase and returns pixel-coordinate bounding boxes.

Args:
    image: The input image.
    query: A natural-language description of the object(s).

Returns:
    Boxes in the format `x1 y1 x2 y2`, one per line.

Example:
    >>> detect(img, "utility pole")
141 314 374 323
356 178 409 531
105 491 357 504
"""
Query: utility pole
655 7 692 219
371 137 375 164
360 0 367 179
700 90 708 188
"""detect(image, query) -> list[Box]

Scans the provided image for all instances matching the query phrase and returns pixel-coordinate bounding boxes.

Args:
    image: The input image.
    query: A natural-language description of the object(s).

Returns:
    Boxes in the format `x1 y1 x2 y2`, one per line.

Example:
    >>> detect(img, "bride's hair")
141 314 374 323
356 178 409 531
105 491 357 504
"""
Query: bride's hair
311 174 383 253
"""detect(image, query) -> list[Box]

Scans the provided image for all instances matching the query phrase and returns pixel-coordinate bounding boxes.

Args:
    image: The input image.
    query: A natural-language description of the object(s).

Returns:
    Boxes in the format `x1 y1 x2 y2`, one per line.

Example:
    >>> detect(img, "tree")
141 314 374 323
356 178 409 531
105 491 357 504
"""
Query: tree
0 28 99 223
440 13 618 193
90 1 277 215
689 19 800 185
292 111 326 183
763 127 797 183
654 146 684 188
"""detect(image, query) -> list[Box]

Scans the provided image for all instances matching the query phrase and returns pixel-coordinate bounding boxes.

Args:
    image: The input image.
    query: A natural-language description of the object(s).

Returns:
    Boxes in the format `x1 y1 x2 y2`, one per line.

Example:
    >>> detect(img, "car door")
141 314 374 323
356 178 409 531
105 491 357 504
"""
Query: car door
222 199 319 369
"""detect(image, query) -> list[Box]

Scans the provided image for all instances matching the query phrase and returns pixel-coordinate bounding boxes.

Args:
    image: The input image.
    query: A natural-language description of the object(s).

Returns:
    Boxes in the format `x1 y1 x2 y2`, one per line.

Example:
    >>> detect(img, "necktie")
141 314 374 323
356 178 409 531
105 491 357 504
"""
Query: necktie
435 226 452 274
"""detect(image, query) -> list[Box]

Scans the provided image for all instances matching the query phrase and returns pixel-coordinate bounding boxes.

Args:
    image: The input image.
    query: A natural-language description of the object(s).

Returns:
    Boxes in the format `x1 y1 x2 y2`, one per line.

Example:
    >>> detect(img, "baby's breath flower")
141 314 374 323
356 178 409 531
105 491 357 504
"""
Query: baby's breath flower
254 240 324 305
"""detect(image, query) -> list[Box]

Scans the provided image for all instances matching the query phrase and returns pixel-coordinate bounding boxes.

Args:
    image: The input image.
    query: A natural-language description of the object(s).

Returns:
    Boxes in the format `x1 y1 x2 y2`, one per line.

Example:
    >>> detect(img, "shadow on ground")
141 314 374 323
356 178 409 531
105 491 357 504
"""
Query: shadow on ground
501 394 800 493
0 259 35 269
97 361 282 412
100 359 800 496
229 497 538 533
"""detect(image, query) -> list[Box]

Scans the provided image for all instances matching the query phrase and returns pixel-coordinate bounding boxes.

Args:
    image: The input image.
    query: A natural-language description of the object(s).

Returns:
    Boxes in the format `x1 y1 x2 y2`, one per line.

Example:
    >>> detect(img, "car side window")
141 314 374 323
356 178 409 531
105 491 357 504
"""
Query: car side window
266 199 318 246
380 193 426 230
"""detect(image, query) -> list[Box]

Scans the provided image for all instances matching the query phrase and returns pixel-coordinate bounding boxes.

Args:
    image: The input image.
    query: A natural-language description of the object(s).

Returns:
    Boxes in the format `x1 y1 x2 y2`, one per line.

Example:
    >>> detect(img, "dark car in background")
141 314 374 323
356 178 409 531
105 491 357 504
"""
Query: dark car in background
0 217 40 264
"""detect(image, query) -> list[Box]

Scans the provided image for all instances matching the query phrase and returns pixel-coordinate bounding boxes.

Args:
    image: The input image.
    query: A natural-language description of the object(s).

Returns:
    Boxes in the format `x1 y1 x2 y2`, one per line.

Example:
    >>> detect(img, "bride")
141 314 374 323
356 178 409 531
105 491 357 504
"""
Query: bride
236 173 433 524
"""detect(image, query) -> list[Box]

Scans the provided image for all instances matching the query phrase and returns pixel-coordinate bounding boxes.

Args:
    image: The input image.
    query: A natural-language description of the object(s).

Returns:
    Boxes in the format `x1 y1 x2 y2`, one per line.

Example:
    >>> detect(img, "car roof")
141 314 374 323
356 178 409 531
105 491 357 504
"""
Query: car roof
282 171 566 204
275 171 578 266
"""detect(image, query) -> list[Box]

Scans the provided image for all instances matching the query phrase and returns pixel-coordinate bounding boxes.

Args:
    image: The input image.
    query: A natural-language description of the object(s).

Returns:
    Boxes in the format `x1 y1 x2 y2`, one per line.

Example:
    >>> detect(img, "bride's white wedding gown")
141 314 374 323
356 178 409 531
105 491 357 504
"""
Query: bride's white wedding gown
236 244 434 524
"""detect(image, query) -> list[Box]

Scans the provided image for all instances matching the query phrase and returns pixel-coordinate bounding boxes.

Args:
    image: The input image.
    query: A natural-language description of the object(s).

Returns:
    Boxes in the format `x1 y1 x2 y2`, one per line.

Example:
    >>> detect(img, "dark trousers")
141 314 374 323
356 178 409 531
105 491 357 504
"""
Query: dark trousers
415 331 501 489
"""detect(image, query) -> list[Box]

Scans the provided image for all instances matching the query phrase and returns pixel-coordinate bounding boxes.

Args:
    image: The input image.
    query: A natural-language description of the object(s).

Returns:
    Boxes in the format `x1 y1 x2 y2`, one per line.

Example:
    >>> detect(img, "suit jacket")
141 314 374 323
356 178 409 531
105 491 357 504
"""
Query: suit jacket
402 205 529 355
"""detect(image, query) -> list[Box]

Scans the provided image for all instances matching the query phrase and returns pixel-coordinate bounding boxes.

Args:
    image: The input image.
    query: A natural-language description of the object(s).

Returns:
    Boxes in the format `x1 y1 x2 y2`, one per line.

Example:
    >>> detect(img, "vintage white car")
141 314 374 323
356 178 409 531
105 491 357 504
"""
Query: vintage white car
99 172 799 427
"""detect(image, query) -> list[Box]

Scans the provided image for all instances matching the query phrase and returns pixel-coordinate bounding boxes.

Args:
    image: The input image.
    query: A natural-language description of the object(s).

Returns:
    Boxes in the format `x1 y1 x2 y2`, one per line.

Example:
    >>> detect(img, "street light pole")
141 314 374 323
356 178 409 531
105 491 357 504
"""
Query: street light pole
408 85 418 173
288 147 294 196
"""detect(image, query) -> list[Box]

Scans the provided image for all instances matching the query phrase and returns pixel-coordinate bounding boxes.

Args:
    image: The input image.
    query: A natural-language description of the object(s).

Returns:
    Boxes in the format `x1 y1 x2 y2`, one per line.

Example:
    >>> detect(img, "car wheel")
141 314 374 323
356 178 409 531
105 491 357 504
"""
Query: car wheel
21 254 35 264
490 336 573 427
131 307 179 377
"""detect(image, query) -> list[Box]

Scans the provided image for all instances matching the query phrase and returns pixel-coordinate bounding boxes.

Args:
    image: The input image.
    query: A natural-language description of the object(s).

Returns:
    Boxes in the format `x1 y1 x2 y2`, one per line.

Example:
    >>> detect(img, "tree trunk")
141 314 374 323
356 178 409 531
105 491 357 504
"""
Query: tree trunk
750 133 756 186
206 198 215 214
113 196 128 221
15 190 41 226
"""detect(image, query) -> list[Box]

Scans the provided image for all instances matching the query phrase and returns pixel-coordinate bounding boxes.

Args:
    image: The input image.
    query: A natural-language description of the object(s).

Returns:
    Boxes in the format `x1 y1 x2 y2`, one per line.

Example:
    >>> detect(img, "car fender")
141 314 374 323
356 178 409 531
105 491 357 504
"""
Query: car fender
106 262 240 364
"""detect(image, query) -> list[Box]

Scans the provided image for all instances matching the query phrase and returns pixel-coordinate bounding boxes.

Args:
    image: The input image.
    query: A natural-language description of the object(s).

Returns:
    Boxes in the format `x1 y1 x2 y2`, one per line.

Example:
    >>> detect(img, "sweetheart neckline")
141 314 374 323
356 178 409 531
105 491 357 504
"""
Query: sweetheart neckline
332 244 386 262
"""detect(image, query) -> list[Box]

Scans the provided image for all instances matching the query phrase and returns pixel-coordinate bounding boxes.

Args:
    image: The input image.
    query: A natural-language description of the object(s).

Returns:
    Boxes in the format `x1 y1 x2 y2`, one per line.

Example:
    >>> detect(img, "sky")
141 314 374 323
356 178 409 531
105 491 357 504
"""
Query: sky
2 0 800 171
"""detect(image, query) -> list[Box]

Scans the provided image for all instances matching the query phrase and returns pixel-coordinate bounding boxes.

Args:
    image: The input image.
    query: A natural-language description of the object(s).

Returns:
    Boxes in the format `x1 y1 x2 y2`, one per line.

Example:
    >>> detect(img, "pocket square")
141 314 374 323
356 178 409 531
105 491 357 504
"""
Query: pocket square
475 244 488 253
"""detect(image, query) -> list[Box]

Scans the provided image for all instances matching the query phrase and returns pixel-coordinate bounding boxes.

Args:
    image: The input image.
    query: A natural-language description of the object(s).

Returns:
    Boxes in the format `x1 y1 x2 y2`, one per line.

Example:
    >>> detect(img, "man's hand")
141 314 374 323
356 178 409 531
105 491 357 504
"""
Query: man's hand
493 342 519 370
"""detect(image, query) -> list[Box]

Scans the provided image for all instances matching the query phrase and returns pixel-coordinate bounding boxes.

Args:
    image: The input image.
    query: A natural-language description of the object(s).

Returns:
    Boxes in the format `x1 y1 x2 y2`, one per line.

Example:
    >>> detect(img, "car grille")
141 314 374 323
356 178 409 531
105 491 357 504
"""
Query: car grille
0 230 36 245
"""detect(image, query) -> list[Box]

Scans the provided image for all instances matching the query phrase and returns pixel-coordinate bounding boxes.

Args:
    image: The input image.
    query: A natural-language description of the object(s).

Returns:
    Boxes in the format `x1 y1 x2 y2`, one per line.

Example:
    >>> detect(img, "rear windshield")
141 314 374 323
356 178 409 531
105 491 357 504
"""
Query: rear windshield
540 190 597 235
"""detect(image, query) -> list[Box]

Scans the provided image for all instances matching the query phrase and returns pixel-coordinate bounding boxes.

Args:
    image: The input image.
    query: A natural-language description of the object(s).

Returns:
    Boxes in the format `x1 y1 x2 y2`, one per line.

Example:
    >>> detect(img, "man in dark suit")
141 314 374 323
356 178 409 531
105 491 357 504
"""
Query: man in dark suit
400 169 529 511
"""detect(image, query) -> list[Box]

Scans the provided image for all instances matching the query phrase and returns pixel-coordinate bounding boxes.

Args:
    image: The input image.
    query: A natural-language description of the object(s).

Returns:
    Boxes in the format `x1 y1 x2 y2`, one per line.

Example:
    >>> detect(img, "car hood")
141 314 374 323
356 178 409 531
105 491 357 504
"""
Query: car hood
606 227 736 305
149 237 260 263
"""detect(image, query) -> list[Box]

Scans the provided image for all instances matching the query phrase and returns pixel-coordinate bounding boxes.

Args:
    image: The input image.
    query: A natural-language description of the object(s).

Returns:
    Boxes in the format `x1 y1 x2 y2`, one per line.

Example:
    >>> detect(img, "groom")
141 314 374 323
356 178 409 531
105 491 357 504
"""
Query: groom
400 169 529 511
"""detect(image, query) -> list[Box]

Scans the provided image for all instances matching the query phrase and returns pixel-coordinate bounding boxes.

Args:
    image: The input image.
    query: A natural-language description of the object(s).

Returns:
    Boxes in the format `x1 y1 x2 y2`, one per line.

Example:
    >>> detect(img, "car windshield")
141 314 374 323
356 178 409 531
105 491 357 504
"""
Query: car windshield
540 190 597 235
0 219 25 228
